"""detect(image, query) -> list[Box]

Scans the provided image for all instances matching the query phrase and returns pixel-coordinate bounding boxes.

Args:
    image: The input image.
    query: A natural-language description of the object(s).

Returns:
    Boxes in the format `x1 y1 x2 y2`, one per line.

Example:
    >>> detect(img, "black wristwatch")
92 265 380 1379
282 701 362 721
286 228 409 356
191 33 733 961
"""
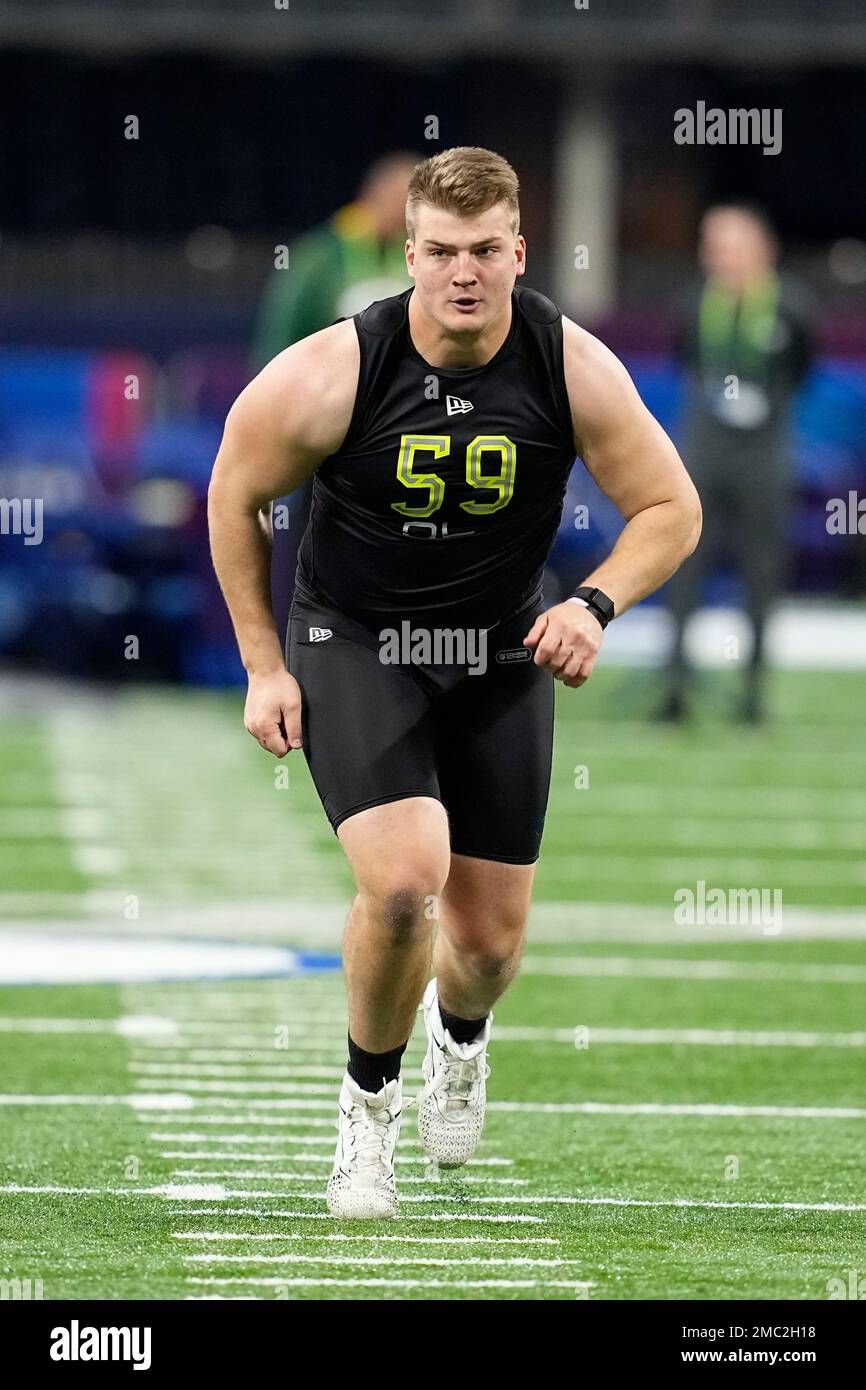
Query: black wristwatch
569 586 615 630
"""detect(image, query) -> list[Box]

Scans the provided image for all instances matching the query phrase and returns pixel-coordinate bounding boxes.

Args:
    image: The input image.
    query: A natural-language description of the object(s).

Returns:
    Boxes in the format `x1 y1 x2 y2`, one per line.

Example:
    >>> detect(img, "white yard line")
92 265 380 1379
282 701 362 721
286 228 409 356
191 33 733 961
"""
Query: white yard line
0 1093 194 1109
133 1080 338 1095
523 857 866 887
182 1253 585 1268
136 1098 340 1110
519 956 866 984
0 1015 178 1036
491 1026 866 1048
145 1117 342 1130
547 817 866 852
172 1232 555 1244
160 1153 510 1165
134 1037 346 1050
129 1062 424 1079
236 1192 866 1211
166 1208 547 1224
46 699 340 901
49 709 129 881
549 784 866 818
0 1182 225 1199
170 1169 526 1185
185 1276 591 1290
3 1094 862 1119
5 899 866 942
132 1043 351 1055
487 1101 866 1118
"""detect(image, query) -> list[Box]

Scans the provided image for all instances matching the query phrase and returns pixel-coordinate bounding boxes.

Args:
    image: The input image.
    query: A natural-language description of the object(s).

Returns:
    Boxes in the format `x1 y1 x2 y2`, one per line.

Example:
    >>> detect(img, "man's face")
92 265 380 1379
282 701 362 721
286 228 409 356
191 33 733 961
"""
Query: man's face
406 202 525 336
699 210 773 289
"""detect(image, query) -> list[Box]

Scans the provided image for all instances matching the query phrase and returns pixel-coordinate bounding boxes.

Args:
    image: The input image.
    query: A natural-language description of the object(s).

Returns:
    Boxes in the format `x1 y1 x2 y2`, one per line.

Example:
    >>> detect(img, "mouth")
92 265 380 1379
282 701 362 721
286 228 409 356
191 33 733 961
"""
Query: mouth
450 296 481 314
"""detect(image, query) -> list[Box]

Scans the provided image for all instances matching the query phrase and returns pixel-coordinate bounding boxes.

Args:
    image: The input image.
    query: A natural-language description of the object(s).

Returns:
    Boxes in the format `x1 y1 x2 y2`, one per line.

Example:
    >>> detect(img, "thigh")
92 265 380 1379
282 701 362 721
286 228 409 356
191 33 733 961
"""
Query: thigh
287 598 442 834
338 796 451 900
435 609 555 864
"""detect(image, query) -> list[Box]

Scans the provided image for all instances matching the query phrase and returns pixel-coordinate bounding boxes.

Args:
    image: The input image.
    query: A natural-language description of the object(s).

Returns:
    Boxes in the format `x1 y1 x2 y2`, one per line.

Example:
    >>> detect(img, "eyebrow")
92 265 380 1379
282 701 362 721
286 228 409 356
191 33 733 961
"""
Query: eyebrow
423 237 505 250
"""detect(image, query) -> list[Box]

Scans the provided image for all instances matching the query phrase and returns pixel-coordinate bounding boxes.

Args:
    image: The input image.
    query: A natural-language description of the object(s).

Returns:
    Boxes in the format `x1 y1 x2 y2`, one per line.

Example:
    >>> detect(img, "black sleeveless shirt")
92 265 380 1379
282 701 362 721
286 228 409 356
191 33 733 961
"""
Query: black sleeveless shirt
295 284 576 630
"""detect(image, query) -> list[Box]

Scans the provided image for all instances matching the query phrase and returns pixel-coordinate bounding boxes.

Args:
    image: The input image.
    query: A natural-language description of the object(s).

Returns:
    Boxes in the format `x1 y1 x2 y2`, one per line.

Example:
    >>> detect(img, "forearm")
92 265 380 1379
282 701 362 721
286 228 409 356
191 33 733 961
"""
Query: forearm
579 496 701 617
208 491 285 676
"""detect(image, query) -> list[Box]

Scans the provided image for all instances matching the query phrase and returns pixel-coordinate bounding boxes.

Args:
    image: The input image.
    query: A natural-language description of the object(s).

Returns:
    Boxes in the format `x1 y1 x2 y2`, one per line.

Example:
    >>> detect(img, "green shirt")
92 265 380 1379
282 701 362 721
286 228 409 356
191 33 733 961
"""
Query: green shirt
253 203 410 367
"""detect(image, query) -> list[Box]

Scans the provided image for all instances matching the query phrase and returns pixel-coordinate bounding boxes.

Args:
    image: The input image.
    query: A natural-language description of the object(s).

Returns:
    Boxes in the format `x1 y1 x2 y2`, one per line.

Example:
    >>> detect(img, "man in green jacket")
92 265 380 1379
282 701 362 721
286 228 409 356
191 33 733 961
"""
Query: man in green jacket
254 152 417 366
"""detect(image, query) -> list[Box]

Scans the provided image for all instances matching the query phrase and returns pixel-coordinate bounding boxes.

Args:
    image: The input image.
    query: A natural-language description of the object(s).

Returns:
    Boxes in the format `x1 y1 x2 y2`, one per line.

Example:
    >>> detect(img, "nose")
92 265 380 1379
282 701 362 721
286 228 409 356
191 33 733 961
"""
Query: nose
451 252 478 284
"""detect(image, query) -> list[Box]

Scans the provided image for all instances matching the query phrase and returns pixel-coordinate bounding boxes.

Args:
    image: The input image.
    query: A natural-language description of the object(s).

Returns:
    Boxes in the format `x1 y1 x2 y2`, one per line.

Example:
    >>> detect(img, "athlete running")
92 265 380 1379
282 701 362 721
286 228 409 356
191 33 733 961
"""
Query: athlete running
208 146 702 1218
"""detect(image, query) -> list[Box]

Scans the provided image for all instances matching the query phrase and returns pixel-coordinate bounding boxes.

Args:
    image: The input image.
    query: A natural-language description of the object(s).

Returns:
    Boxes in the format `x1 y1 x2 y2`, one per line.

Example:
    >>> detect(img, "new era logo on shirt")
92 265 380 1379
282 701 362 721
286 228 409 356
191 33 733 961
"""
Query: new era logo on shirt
308 627 333 642
446 395 474 416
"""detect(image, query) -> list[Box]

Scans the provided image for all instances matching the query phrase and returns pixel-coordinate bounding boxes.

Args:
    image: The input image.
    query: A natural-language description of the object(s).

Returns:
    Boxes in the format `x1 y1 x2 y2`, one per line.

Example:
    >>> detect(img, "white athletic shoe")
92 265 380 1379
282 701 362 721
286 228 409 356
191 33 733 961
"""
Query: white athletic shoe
326 1072 402 1219
416 977 492 1168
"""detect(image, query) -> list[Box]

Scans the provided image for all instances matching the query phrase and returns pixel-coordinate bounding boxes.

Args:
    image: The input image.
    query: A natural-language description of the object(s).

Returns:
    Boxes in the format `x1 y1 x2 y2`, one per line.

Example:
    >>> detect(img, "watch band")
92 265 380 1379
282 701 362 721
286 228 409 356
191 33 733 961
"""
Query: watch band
569 586 615 630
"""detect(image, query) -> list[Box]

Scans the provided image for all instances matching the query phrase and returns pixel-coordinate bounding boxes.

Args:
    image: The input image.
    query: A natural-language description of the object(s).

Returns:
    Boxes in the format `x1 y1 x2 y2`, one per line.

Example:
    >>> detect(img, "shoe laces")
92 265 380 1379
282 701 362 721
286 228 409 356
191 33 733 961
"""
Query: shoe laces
435 1050 491 1111
346 1096 397 1173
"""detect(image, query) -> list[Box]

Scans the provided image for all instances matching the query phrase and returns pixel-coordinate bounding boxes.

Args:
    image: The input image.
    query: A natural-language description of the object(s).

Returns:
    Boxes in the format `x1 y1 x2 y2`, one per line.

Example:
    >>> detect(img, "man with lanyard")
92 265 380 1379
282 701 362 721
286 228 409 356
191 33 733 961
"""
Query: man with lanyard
659 203 815 723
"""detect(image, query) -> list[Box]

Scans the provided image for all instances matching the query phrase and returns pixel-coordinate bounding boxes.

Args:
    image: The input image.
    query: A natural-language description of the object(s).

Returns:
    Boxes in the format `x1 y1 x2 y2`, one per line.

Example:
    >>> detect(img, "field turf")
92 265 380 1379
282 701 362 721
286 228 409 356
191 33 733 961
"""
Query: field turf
0 664 864 1300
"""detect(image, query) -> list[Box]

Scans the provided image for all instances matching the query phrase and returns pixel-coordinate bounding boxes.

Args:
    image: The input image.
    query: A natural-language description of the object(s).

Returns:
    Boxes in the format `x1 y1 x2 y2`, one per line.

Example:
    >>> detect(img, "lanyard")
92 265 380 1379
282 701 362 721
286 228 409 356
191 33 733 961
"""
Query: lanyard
698 272 780 383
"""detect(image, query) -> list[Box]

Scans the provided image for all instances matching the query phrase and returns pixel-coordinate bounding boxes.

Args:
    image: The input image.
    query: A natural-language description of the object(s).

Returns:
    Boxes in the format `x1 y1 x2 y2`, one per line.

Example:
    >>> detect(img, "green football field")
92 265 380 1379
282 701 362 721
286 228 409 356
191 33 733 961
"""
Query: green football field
0 664 864 1300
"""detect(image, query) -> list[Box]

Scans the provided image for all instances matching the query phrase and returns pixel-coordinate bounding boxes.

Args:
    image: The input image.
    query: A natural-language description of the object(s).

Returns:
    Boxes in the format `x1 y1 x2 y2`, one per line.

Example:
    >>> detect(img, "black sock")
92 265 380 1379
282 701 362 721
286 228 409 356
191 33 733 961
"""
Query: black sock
346 1032 407 1093
438 1002 487 1044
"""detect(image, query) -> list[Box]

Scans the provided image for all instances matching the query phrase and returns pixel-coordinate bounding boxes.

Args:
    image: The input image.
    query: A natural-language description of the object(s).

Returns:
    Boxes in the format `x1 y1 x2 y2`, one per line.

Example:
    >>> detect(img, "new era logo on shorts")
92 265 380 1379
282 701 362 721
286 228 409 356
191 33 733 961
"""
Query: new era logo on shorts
308 627 333 642
446 395 474 416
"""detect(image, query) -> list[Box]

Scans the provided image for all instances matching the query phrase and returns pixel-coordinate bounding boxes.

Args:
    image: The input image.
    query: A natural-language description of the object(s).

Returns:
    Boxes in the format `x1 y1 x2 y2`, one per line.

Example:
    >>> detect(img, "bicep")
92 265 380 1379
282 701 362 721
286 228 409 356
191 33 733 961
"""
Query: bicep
210 323 358 513
211 383 320 515
567 328 695 521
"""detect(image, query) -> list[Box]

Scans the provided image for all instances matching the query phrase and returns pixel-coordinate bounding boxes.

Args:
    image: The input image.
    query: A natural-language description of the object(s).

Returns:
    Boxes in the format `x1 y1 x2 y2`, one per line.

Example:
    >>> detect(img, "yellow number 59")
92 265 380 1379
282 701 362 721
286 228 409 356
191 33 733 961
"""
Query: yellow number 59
390 433 516 517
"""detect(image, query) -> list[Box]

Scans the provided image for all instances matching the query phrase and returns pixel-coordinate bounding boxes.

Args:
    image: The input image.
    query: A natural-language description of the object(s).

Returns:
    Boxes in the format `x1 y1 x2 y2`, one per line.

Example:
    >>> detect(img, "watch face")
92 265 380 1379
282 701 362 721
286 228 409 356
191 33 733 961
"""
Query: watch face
573 588 613 623
587 589 613 618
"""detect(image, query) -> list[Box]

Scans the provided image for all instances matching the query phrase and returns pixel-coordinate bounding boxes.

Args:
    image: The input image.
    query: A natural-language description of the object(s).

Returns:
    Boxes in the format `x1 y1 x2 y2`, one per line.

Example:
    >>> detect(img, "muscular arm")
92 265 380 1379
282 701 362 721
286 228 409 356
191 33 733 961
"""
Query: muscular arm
207 319 359 750
525 317 702 686
565 316 702 612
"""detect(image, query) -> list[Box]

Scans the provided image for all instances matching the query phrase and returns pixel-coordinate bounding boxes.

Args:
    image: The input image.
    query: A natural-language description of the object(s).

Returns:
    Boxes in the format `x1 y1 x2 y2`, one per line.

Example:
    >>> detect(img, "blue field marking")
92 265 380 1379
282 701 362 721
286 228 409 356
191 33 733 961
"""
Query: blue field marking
294 951 342 974
0 930 342 987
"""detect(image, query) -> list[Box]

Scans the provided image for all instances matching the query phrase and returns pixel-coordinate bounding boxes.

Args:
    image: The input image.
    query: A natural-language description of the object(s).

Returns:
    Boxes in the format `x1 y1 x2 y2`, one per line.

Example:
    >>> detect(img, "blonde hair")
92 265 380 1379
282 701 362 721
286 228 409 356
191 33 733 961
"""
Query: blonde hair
406 146 520 239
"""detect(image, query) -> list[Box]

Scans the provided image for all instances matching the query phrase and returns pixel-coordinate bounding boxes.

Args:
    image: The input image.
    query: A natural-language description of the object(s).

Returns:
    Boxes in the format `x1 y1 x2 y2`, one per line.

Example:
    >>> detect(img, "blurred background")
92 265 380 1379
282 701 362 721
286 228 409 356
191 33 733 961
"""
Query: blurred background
1 0 865 685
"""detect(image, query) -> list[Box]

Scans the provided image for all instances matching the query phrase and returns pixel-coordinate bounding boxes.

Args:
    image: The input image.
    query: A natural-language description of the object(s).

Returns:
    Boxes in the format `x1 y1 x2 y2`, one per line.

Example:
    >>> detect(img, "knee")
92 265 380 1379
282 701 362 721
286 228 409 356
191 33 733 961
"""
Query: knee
383 885 433 945
360 869 447 946
463 945 519 980
447 908 528 979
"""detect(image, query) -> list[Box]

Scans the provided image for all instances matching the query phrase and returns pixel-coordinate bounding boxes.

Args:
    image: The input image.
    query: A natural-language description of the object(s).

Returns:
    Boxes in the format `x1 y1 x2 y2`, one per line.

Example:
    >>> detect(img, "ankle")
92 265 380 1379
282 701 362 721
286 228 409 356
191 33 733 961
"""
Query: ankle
438 1000 488 1044
347 1031 407 1093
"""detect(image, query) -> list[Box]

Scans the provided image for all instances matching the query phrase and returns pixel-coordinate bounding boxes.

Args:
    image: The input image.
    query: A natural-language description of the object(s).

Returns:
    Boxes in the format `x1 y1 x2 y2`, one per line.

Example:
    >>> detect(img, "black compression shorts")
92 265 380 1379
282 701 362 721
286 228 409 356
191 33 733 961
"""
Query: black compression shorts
286 592 555 864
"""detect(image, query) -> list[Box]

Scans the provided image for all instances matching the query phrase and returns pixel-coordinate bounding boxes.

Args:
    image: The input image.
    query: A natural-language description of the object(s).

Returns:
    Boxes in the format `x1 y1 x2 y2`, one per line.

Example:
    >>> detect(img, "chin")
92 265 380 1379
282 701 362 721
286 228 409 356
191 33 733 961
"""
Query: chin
443 304 488 334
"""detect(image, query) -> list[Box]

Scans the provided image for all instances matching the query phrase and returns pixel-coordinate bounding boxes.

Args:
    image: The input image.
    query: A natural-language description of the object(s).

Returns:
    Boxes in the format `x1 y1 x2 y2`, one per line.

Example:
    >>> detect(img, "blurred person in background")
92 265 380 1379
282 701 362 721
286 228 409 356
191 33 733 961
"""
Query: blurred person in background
254 152 417 637
658 204 816 723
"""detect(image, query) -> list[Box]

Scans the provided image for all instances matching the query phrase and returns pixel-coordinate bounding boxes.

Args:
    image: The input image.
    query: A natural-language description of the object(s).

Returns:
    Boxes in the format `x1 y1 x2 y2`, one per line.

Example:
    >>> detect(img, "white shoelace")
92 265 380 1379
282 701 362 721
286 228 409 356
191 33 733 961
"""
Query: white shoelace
347 1101 397 1173
434 1053 491 1111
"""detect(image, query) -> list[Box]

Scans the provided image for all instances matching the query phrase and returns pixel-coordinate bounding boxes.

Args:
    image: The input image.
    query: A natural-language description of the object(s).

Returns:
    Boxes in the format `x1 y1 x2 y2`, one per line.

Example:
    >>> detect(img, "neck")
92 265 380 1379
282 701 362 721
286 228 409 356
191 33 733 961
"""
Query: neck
407 289 513 368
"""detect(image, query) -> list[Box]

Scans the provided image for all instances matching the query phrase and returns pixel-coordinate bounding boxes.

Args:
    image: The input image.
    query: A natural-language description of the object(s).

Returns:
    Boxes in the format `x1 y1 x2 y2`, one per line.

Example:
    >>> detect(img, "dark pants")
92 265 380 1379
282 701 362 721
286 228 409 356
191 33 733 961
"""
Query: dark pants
664 464 791 698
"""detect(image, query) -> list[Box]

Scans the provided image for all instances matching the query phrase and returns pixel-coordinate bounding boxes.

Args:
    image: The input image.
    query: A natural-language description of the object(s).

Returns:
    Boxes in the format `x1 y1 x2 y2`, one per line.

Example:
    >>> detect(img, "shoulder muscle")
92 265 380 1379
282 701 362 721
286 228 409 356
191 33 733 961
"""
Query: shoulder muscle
214 319 360 506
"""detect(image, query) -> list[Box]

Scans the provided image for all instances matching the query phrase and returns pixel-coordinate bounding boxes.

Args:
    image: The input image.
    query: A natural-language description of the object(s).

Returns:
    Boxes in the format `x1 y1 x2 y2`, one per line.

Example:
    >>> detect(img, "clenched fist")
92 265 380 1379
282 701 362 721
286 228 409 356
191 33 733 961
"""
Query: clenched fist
522 600 604 688
244 668 303 757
